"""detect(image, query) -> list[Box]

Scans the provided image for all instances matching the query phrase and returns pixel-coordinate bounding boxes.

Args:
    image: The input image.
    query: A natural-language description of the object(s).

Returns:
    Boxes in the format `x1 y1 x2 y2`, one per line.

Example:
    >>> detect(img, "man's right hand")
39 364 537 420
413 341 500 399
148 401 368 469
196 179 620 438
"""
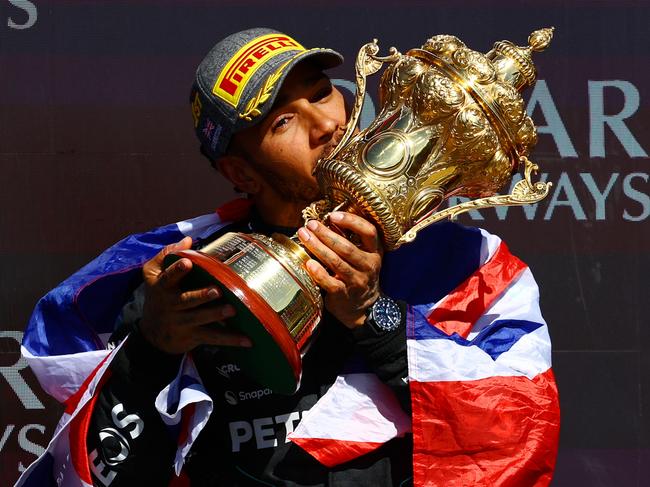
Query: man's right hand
139 236 253 354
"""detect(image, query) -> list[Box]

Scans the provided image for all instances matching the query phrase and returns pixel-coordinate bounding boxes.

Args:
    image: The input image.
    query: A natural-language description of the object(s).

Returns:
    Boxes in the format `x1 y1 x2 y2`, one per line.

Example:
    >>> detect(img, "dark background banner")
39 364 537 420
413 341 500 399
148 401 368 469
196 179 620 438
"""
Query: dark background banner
1 0 649 485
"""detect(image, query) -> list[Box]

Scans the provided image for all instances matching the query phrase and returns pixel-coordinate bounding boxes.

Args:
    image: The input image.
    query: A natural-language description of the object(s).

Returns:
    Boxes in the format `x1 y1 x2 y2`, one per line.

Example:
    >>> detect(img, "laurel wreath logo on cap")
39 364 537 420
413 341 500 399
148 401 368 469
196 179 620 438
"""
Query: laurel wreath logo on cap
239 62 288 121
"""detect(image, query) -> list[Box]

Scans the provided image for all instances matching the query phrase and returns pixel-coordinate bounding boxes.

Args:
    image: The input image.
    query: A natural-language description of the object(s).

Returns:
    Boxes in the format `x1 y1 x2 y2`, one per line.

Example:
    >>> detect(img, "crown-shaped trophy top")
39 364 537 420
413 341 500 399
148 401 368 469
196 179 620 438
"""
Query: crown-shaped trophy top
315 29 555 251
487 27 554 91
411 27 553 159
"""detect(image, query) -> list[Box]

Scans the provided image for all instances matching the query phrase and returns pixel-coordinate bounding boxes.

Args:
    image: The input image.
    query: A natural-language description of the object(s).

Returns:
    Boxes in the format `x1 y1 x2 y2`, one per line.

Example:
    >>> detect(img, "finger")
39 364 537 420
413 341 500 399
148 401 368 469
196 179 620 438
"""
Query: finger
175 286 221 310
328 212 381 253
180 303 237 327
303 219 372 270
298 226 357 280
143 236 193 279
304 259 347 295
158 257 193 290
194 326 253 348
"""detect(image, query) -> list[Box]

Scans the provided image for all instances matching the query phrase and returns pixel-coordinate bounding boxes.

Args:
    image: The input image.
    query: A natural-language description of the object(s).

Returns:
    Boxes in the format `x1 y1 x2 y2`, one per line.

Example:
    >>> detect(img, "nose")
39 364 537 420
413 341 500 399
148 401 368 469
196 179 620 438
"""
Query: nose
303 102 340 147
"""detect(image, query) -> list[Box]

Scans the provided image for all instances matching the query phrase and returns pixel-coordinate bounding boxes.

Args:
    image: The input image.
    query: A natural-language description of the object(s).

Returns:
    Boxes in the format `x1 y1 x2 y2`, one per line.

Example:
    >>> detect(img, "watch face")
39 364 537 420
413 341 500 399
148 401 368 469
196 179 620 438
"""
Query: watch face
371 296 401 331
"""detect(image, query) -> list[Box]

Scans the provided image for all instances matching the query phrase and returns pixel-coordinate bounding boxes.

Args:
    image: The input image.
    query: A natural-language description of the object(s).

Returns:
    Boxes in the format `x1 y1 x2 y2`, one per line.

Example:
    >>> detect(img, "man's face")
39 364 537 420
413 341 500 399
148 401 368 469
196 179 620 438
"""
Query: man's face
232 61 347 204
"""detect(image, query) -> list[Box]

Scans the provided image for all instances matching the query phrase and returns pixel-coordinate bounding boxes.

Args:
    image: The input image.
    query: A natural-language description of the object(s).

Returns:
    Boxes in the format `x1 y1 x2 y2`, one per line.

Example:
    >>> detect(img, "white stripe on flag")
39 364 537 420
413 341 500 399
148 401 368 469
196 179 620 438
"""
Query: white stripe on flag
467 267 545 339
290 373 410 443
494 325 553 377
155 355 213 475
176 213 222 239
21 346 111 403
478 228 502 264
16 342 124 487
408 325 551 383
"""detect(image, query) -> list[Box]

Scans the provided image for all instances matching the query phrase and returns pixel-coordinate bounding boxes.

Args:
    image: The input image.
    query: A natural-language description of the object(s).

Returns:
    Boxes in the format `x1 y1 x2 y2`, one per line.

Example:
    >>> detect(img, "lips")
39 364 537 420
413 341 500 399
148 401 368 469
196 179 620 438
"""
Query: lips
314 143 338 175
320 127 347 161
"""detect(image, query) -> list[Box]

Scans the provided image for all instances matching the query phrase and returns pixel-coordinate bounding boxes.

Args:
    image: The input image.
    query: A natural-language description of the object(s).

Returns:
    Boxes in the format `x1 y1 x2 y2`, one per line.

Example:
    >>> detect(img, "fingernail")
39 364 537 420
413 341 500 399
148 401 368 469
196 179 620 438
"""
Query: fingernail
298 227 311 241
329 212 343 222
240 337 253 348
208 287 220 298
177 259 188 271
307 220 318 231
306 260 318 272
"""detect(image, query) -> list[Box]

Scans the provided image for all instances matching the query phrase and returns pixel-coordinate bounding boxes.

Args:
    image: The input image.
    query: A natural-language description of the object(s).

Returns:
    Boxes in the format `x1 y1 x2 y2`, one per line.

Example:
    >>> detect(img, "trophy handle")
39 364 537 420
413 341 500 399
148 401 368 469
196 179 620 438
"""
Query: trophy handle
396 156 553 245
327 40 401 162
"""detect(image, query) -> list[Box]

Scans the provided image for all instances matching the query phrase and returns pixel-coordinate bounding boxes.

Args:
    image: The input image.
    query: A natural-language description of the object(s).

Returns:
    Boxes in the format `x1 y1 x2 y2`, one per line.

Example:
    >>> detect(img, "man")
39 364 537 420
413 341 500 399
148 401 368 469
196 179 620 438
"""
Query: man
18 28 559 487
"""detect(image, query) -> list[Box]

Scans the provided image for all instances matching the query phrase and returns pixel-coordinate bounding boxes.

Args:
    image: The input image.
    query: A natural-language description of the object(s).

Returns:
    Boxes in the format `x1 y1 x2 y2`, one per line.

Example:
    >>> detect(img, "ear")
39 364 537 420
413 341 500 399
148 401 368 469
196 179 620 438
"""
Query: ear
216 155 261 194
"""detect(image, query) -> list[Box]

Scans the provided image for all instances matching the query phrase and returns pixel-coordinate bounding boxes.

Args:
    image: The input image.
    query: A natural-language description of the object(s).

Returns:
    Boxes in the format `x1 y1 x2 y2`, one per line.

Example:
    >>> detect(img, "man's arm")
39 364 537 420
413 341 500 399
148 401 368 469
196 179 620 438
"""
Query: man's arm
85 331 181 486
297 218 559 485
297 212 410 410
86 237 253 486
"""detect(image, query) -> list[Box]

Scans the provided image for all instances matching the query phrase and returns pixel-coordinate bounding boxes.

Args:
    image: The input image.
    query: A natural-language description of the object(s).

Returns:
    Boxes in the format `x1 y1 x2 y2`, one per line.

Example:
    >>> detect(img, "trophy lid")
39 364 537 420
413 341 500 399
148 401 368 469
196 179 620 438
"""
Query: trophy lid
411 27 554 160
487 28 554 91
315 30 555 251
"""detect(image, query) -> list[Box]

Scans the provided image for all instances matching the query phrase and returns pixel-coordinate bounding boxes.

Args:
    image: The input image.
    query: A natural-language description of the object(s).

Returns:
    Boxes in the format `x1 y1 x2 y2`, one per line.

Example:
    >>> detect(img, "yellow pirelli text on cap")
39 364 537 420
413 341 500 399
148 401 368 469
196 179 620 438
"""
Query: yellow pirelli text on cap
213 33 305 107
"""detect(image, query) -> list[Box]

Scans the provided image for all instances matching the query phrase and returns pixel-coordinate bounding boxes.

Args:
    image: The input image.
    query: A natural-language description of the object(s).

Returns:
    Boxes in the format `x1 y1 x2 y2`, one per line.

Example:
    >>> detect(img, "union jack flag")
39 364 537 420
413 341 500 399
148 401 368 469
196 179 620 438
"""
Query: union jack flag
16 199 559 486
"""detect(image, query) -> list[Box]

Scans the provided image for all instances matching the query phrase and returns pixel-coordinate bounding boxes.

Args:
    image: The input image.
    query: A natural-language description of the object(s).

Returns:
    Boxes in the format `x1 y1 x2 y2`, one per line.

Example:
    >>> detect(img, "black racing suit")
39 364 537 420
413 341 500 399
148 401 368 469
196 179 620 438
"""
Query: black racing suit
85 213 412 487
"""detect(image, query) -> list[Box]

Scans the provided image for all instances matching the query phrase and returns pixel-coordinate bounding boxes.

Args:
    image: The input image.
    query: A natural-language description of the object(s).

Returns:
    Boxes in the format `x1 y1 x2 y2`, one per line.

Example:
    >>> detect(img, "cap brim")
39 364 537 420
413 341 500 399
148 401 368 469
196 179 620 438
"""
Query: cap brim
301 47 344 70
242 48 344 127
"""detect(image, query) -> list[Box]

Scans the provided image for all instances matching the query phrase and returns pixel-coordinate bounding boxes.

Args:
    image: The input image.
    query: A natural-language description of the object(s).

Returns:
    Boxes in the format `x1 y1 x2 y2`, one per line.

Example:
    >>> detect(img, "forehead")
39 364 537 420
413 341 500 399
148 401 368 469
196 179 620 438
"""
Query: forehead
272 61 329 108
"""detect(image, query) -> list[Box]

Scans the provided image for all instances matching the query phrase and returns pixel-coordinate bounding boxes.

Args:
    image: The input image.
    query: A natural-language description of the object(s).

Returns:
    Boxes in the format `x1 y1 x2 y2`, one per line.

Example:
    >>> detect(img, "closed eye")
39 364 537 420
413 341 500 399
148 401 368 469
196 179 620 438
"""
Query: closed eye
272 115 292 131
311 83 333 103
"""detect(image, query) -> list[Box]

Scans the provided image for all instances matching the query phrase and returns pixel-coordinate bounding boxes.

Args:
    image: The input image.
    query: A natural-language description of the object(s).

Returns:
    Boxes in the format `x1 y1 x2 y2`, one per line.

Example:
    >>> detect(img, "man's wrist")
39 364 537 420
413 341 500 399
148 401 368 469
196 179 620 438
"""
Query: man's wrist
351 294 404 338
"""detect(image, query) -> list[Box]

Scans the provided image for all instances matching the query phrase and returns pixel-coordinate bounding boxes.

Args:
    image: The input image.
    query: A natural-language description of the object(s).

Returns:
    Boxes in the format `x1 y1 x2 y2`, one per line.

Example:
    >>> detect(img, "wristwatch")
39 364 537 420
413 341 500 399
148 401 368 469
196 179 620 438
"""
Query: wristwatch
365 295 402 334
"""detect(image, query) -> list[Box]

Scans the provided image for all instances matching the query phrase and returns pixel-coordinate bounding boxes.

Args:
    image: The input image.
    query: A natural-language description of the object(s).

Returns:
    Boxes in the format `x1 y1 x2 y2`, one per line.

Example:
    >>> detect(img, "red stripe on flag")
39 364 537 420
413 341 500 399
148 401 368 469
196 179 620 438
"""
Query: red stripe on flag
427 242 527 338
64 351 113 413
289 437 385 468
168 469 191 487
214 198 253 223
68 369 113 485
410 369 560 486
177 402 196 448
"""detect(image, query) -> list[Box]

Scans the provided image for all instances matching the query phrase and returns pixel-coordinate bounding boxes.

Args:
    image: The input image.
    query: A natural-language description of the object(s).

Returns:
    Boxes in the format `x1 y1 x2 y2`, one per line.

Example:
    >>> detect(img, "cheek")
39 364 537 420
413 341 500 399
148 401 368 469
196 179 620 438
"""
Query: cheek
259 134 312 176
328 89 347 125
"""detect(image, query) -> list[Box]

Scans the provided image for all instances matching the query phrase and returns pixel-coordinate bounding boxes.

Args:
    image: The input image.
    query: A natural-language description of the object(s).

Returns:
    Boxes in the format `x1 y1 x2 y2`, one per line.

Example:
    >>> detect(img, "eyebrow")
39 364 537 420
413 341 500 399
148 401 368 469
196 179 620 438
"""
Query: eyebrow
303 71 328 88
271 71 329 110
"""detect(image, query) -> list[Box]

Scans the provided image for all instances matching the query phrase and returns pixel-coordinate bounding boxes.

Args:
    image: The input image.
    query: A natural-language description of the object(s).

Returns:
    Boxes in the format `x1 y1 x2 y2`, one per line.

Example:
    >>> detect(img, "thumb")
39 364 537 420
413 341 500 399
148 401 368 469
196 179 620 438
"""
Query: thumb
162 236 193 257
143 236 193 279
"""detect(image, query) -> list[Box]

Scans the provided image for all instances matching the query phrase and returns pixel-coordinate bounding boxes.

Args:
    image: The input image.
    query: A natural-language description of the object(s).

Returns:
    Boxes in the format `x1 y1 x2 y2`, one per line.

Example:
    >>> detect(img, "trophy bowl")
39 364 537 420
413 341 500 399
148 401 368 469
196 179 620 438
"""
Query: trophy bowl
168 28 554 394
165 232 321 394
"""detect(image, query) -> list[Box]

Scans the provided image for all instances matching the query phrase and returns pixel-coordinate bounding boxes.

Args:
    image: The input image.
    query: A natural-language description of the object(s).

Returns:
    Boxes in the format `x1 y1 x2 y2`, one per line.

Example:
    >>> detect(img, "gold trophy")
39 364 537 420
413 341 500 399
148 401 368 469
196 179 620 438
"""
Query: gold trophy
168 29 554 394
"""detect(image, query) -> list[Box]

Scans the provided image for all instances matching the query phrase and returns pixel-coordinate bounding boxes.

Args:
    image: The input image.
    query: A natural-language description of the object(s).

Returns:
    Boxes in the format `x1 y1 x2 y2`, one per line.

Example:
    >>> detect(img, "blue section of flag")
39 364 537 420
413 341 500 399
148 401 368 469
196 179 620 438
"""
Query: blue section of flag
166 373 203 414
411 311 543 360
381 222 482 305
23 222 187 357
471 319 543 360
15 451 56 487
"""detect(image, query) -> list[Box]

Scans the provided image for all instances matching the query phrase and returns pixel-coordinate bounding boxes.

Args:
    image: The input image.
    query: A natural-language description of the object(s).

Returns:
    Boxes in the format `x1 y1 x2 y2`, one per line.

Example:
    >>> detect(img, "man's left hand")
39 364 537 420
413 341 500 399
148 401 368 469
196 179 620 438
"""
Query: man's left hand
297 211 382 329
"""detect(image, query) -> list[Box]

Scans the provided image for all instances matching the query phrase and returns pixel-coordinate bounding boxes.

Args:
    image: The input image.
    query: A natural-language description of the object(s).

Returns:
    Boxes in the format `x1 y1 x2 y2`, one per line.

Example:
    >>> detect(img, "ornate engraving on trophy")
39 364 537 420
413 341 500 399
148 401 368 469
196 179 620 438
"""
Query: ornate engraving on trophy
316 28 554 249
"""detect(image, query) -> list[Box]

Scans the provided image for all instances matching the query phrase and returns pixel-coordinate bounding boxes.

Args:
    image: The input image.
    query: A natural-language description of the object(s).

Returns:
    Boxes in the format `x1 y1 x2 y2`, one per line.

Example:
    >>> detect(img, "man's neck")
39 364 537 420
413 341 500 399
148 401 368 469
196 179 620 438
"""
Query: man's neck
251 193 308 229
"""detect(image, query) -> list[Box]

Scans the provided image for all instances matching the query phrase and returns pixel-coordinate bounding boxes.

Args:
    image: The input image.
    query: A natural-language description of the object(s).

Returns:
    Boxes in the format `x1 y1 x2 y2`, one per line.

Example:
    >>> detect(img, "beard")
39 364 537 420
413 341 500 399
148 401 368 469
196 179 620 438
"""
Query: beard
254 162 323 204
252 135 344 205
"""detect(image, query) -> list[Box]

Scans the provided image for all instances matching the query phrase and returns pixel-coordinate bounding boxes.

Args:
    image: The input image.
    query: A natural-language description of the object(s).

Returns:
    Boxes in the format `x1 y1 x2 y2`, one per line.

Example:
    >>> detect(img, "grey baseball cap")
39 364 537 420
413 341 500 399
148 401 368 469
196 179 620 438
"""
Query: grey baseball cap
190 28 344 160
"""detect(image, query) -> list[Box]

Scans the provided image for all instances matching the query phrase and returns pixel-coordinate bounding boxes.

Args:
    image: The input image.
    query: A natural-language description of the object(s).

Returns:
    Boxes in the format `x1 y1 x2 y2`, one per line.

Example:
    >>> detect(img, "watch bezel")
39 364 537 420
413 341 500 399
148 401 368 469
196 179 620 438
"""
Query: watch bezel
367 295 402 333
